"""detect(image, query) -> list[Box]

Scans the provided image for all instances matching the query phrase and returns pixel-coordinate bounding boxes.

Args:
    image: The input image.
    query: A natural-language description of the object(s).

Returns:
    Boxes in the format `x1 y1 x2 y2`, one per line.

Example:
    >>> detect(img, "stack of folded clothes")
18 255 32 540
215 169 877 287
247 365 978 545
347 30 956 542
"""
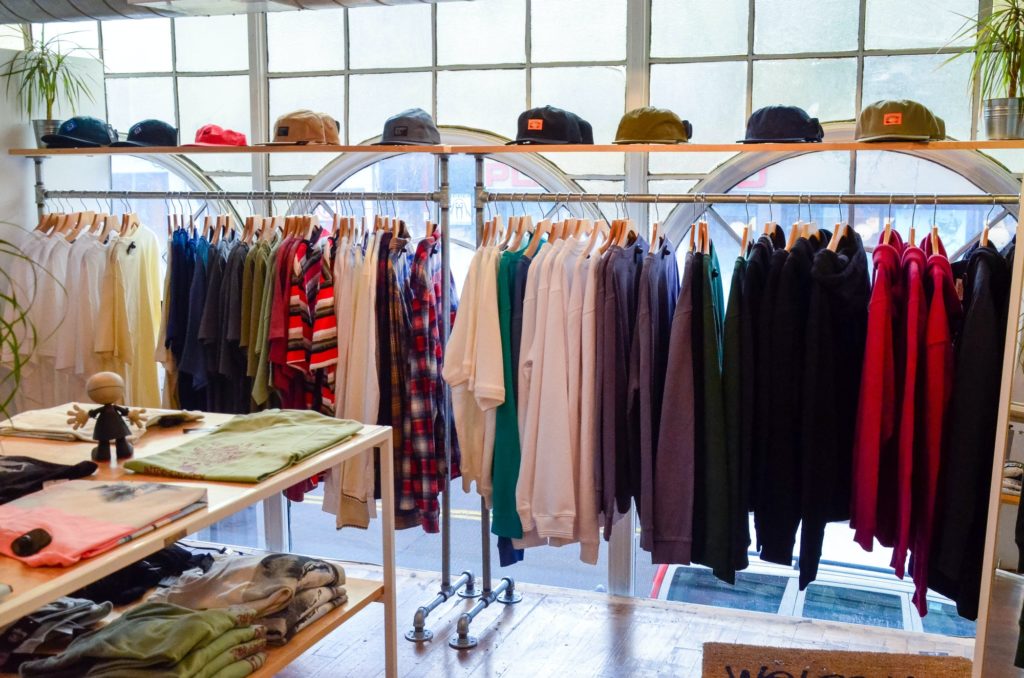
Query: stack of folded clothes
18 603 267 678
0 597 112 673
151 553 347 645
1006 461 1024 496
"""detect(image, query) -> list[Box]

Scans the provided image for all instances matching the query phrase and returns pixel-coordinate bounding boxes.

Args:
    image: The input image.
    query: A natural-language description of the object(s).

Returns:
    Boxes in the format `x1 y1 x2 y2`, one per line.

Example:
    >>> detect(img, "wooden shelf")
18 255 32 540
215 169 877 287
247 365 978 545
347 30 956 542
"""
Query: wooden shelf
0 418 392 628
12 140 1024 157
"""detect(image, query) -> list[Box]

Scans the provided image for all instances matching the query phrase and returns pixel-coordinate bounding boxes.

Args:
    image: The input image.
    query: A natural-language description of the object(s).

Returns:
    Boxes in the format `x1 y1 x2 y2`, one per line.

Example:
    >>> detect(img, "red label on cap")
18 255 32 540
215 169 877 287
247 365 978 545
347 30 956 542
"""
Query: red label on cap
527 119 544 131
883 112 902 126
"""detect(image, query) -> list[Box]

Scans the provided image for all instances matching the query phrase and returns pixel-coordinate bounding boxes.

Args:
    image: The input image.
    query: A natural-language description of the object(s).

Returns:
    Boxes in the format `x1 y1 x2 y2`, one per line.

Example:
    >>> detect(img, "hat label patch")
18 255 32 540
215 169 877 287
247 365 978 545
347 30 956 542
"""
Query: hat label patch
883 112 902 126
394 126 408 137
527 119 544 131
277 126 289 136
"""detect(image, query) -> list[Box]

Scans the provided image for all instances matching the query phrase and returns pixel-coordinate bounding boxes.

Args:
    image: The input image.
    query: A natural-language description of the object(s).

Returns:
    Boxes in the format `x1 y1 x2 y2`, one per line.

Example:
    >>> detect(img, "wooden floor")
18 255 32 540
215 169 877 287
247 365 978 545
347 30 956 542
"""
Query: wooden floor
278 567 974 678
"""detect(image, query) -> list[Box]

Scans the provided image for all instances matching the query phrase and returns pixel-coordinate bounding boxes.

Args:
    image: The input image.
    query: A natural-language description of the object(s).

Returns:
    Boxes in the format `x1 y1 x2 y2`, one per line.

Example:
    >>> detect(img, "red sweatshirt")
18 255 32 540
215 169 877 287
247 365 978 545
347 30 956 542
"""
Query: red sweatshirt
851 230 905 551
891 241 927 577
909 234 961 615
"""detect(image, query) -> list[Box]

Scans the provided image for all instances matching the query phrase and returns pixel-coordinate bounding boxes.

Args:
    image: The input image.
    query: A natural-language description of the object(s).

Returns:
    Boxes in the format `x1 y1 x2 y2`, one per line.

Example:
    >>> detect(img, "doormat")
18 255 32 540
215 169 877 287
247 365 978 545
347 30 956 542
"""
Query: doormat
702 642 971 678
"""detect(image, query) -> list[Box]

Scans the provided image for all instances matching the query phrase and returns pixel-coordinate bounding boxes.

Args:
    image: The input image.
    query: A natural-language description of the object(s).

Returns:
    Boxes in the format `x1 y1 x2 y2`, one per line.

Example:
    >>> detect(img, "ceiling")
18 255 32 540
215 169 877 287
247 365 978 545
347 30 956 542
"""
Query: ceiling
0 0 468 22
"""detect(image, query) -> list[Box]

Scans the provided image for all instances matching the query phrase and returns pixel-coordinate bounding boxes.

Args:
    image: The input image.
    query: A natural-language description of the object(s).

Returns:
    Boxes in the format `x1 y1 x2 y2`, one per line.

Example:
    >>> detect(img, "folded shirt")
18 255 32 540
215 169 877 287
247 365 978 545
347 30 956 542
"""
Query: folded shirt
18 602 261 678
0 481 208 567
0 404 205 442
73 545 214 607
125 410 362 483
0 456 98 504
0 597 112 671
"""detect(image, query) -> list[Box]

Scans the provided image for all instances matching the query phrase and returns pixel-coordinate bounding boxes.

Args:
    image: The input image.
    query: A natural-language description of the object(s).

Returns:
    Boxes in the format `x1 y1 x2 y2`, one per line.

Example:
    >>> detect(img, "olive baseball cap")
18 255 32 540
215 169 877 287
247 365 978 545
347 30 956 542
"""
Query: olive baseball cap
263 110 339 145
856 100 945 142
614 107 692 144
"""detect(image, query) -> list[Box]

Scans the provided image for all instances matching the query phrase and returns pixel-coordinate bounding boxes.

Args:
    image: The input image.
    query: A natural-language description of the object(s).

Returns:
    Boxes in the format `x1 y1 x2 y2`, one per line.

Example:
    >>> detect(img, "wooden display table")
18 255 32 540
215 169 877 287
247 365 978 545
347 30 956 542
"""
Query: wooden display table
0 415 397 677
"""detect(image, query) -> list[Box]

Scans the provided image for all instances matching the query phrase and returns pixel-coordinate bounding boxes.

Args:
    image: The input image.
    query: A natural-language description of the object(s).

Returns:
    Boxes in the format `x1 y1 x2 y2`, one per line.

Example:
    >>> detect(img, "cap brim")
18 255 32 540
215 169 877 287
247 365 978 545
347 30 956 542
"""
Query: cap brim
110 141 153 147
737 138 820 143
506 138 574 145
855 134 933 142
255 141 316 146
613 139 687 145
181 142 246 147
41 134 102 148
372 139 440 146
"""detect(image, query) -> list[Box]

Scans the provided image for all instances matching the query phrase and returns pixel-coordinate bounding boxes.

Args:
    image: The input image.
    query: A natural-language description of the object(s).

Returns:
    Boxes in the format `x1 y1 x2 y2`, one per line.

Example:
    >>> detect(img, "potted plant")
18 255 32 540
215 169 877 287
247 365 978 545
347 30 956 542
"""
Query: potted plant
0 26 96 147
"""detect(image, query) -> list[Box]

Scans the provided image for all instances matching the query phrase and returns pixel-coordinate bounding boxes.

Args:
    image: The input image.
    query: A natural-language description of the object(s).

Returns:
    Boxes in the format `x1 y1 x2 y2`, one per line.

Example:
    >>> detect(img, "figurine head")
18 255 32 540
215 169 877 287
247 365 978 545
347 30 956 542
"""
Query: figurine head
85 372 125 405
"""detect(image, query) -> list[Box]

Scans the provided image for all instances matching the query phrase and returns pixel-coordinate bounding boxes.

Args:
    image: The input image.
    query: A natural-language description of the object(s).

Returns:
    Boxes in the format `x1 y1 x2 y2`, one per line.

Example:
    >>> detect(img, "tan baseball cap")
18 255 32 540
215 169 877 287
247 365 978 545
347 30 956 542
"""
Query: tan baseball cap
263 109 339 145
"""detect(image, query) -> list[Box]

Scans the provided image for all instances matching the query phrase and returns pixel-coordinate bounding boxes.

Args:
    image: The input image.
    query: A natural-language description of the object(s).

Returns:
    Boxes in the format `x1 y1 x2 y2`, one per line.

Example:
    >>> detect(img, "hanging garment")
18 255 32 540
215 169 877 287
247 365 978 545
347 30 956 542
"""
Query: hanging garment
908 233 961 616
929 241 1012 620
653 250 697 565
851 230 907 551
0 480 207 567
721 251 747 575
571 249 601 565
124 409 361 483
798 231 869 588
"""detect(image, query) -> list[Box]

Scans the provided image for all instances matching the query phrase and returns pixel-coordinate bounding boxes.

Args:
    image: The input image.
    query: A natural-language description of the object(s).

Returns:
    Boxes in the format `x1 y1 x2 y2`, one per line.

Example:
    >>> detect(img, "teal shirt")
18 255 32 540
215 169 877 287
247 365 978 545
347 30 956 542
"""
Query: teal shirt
491 246 526 538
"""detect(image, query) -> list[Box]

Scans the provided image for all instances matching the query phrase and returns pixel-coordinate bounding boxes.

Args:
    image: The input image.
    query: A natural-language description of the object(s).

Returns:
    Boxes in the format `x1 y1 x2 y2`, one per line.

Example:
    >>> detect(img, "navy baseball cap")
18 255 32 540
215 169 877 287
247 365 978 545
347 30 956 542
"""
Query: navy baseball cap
375 108 441 145
111 119 179 147
42 116 118 148
740 105 824 143
510 106 591 145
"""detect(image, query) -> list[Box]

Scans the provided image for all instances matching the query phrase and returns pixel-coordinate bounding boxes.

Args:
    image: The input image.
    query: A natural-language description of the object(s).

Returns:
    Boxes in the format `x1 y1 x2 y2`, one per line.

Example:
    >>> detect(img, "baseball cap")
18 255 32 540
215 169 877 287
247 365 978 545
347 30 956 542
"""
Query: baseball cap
42 116 118 148
510 106 591 145
856 100 946 142
375 108 441 145
614 107 692 144
185 124 249 147
263 110 336 145
111 119 178 147
320 113 341 144
740 105 824 143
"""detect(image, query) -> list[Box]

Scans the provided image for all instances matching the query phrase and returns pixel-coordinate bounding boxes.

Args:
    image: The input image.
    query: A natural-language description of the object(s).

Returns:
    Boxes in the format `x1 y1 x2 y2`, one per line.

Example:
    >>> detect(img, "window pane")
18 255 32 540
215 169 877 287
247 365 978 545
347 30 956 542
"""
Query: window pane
348 72 432 145
101 19 171 73
0 24 25 50
437 69 525 140
104 77 175 136
267 9 345 72
349 5 431 69
754 0 858 54
37 21 100 59
865 0 975 49
753 58 858 123
532 66 625 175
269 76 345 177
175 15 248 72
437 0 525 65
531 0 626 62
862 54 973 140
649 61 746 173
178 76 251 172
650 0 747 58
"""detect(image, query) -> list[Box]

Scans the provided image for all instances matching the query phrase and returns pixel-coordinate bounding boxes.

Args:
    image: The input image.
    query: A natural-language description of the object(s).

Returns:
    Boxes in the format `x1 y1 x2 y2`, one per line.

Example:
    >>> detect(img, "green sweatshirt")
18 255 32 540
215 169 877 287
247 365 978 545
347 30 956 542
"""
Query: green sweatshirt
722 255 748 580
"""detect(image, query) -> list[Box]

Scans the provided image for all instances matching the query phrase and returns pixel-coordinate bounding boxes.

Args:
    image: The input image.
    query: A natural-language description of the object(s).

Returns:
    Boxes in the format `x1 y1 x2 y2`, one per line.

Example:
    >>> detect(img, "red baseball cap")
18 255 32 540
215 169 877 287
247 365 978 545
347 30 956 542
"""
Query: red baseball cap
185 124 248 147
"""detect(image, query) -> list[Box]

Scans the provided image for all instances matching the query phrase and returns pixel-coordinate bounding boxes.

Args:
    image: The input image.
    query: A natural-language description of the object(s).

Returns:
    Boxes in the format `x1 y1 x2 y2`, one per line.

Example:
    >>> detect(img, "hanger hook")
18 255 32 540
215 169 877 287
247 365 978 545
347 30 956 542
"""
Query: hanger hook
888 194 894 223
744 194 750 226
911 197 918 229
768 193 774 223
932 193 938 226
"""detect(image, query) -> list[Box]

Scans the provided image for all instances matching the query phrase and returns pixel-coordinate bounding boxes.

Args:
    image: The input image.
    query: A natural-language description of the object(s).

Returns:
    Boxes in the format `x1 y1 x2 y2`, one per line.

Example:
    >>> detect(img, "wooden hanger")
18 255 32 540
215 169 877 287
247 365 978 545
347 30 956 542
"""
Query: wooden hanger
91 212 108 235
97 214 115 243
981 224 990 247
908 224 916 248
740 224 749 254
600 219 620 255
211 215 223 244
509 215 530 251
202 215 213 240
525 219 549 257
785 221 800 251
499 216 517 249
583 219 606 257
882 218 892 246
66 211 95 242
688 223 696 252
826 221 844 253
243 216 255 244
930 225 939 253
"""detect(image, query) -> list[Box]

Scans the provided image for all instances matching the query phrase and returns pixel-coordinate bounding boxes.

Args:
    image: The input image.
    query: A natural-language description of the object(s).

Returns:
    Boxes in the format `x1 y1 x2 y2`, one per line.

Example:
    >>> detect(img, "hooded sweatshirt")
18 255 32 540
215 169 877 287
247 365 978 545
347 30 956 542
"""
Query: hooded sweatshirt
908 233 961 616
929 241 1011 620
798 230 869 588
851 230 906 551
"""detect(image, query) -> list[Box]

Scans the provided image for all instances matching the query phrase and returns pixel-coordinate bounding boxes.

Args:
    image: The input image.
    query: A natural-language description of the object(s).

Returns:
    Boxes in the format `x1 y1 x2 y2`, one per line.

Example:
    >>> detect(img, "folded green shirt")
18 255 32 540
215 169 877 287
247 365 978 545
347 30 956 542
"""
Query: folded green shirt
124 410 363 483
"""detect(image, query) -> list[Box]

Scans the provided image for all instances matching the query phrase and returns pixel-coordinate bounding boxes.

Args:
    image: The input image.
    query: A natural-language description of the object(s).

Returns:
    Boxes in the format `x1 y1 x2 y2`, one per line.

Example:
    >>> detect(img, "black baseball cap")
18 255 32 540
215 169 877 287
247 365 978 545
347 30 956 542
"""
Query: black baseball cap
375 108 441 146
42 116 118 148
111 119 179 147
510 106 591 145
740 105 824 143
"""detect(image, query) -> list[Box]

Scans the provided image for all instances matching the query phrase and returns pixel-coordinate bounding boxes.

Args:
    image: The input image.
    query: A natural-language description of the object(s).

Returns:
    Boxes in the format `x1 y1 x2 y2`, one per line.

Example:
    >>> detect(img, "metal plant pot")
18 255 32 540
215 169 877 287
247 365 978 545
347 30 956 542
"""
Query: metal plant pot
31 119 61 148
984 98 1024 140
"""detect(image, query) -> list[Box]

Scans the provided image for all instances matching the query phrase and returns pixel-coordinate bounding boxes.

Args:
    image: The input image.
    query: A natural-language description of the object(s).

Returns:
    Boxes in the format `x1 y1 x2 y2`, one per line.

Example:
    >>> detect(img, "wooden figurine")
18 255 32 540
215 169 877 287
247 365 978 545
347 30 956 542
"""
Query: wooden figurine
67 372 147 462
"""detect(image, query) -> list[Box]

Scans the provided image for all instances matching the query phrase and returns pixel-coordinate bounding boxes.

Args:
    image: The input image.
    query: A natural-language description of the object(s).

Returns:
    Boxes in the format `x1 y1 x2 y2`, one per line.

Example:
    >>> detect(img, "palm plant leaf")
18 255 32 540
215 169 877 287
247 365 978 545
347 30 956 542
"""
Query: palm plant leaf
0 27 96 119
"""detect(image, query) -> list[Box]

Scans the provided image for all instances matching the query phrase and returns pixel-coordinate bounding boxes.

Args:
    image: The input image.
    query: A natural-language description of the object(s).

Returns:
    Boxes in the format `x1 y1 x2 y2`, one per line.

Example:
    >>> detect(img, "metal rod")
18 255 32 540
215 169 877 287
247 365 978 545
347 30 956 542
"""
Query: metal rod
480 191 1020 205
405 570 474 643
448 577 522 650
439 154 452 593
41 189 442 202
32 158 45 218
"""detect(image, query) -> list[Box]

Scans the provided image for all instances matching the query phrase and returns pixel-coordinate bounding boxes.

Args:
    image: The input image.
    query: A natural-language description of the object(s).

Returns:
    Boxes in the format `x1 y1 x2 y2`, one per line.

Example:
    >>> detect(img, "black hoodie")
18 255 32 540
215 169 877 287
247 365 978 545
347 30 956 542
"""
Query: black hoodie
798 231 870 588
929 242 1012 620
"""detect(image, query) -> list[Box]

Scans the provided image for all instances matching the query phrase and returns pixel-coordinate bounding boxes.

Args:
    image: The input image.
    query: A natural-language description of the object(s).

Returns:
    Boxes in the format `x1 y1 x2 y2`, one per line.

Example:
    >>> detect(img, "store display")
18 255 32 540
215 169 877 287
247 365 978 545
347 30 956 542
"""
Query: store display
0 456 97 504
739 105 823 143
67 372 148 461
0 404 203 442
40 116 118 148
855 99 946 142
0 480 207 566
111 118 179 147
613 106 692 144
18 602 266 678
375 108 441 146
151 552 347 645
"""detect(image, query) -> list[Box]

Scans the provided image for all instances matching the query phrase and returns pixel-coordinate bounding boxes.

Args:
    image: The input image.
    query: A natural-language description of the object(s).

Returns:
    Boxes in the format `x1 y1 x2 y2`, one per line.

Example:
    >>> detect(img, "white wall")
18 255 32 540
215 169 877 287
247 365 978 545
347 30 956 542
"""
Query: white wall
0 48 109 237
